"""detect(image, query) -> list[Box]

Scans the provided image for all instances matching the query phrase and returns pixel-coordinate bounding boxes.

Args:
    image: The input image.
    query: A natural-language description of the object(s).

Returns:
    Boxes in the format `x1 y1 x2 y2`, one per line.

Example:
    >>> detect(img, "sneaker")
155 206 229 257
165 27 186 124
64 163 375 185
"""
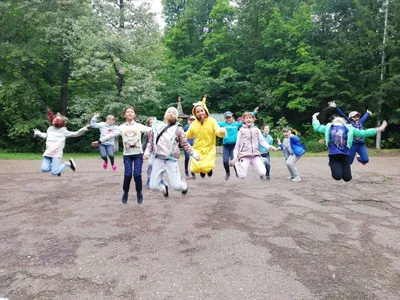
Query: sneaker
69 158 76 171
122 192 128 204
191 173 196 179
357 156 366 165
163 185 169 197
103 162 108 169
292 176 302 182
266 176 270 181
200 173 206 178
207 170 213 177
286 176 294 180
112 165 117 171
181 186 188 195
225 173 230 181
57 173 61 177
185 171 190 178
137 192 143 204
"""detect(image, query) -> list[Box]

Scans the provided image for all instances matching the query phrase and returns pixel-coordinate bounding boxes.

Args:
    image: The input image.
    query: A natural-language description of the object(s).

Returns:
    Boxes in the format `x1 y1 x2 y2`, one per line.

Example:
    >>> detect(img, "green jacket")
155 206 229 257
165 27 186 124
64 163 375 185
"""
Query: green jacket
312 119 377 149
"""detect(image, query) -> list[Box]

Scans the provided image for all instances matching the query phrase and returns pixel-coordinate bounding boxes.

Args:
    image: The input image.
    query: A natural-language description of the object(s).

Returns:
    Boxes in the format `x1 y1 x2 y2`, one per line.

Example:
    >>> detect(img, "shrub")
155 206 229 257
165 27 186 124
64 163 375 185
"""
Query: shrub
304 140 327 152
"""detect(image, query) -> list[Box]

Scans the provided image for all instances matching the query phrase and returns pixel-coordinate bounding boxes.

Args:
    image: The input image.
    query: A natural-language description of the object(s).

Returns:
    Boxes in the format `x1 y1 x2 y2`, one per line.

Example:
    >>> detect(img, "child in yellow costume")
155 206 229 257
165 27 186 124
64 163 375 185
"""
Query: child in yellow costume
185 96 227 177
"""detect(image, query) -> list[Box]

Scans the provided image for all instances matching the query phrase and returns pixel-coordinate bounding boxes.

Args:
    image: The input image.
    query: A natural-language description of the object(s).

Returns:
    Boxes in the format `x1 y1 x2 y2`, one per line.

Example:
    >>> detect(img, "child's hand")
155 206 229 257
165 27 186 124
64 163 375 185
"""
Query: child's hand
377 120 388 132
367 109 372 116
328 101 336 108
254 106 259 113
83 125 89 131
93 112 100 118
312 112 320 120
91 141 99 147
33 129 40 136
220 128 227 136
143 153 150 160
192 151 200 161
277 137 281 144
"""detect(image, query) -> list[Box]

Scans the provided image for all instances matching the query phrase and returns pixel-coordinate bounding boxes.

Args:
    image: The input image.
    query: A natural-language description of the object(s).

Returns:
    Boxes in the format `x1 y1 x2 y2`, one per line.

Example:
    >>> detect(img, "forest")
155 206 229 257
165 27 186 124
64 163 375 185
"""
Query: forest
0 0 399 152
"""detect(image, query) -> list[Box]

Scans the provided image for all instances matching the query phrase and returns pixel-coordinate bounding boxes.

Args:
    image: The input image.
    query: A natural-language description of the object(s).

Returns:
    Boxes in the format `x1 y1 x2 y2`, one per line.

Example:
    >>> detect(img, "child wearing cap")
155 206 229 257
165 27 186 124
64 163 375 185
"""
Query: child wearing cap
218 107 259 180
329 101 372 165
312 107 387 182
183 115 196 179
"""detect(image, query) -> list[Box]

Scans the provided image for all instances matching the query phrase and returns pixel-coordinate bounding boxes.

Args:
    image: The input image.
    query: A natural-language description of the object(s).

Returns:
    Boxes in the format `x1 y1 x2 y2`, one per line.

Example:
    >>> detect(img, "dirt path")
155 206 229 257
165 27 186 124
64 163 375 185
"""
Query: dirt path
1 157 399 299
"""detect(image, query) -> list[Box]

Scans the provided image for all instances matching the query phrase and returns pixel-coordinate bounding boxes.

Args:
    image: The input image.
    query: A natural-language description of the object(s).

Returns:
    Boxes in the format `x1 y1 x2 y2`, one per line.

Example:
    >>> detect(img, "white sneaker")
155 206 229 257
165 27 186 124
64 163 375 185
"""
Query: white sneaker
292 176 301 182
286 176 294 180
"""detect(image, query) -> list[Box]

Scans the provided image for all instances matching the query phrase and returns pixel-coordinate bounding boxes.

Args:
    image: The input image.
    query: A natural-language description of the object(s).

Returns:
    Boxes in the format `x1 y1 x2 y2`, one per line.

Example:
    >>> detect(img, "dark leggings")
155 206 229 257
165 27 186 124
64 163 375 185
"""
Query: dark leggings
123 154 143 194
222 143 236 174
329 154 352 182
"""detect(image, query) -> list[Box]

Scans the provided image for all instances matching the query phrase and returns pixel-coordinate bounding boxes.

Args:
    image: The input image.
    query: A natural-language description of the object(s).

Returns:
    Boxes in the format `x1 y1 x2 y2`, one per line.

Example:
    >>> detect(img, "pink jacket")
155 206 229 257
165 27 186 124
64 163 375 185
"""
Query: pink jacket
234 124 271 159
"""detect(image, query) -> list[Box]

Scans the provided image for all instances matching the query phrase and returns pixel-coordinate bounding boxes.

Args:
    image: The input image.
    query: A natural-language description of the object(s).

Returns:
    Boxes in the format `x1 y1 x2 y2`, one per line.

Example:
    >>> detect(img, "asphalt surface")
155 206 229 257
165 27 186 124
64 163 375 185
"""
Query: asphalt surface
0 156 399 299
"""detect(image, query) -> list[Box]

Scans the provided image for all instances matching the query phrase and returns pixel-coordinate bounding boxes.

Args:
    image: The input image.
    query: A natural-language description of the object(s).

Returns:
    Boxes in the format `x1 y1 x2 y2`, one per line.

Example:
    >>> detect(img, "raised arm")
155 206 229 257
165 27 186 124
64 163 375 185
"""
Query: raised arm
33 129 47 139
359 110 371 125
90 113 105 129
312 112 327 134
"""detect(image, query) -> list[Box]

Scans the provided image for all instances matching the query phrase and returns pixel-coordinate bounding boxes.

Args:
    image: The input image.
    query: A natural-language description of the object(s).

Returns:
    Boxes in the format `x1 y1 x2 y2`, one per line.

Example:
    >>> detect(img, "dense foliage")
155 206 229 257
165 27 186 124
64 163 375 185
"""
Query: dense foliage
1 0 399 152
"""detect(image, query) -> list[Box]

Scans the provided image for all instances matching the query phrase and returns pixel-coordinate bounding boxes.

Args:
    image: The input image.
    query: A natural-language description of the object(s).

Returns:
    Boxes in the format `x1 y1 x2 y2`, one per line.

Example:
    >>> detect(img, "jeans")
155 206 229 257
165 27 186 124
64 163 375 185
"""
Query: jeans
349 143 369 165
261 153 271 177
41 156 67 176
222 144 236 174
99 144 115 165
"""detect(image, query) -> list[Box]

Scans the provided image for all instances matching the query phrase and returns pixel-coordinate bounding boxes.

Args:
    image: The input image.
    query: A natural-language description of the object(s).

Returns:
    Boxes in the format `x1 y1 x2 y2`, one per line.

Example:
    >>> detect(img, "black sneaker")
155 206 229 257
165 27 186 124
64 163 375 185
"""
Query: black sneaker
266 176 270 181
137 192 143 204
163 185 169 197
191 173 196 179
57 173 61 177
225 173 230 181
185 171 190 178
207 170 213 177
122 192 128 204
69 158 76 171
181 187 188 195
200 173 206 178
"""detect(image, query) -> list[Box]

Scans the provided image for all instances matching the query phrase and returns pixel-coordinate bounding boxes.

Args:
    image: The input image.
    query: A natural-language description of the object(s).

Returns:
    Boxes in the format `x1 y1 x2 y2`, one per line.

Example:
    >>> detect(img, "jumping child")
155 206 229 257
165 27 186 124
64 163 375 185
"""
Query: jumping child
144 107 200 197
183 115 196 179
231 112 278 180
33 108 88 176
329 101 372 165
93 107 151 205
312 110 387 182
185 96 226 178
259 124 274 181
90 113 118 171
277 127 306 182
142 116 156 187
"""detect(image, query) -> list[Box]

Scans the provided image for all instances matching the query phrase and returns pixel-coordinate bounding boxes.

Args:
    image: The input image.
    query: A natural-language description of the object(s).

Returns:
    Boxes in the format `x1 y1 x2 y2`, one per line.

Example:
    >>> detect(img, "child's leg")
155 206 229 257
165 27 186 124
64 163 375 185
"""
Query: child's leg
286 155 301 178
132 154 144 194
184 151 190 174
149 158 165 191
99 144 108 163
349 144 358 164
50 157 68 175
123 155 134 194
165 160 186 191
41 156 52 173
251 156 267 177
105 145 115 166
264 153 271 177
356 144 369 164
235 157 251 178
222 145 231 175
328 155 343 180
341 155 352 182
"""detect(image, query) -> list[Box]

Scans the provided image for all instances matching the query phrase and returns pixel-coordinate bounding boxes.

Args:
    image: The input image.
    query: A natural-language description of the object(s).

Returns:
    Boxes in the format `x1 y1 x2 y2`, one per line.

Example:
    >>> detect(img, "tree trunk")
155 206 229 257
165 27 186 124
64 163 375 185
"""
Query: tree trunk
60 58 70 115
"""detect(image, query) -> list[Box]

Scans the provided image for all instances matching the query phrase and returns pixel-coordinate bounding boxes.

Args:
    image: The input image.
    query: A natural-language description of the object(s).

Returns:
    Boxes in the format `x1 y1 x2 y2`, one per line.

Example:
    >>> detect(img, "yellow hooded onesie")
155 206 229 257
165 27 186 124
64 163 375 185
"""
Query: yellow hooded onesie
186 97 226 174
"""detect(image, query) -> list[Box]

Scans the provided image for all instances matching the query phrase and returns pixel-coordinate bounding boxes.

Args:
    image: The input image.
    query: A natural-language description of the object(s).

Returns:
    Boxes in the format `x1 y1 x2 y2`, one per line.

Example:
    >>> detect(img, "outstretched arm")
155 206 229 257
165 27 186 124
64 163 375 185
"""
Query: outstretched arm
33 129 47 139
353 120 387 137
359 110 371 125
312 112 326 133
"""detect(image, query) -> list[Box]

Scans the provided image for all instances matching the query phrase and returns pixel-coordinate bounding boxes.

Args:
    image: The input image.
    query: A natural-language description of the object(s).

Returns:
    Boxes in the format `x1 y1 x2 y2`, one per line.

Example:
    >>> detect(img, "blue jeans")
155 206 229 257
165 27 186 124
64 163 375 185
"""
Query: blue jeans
349 143 369 164
41 156 67 176
261 153 271 177
99 144 115 165
123 154 143 194
222 144 235 174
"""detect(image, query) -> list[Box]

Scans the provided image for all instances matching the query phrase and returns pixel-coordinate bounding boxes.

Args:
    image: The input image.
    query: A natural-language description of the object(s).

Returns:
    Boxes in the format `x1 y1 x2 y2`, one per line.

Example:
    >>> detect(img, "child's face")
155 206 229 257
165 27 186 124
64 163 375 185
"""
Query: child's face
351 115 360 123
244 115 254 125
225 115 234 123
165 108 178 123
195 107 206 121
106 116 115 125
283 131 290 138
52 116 65 128
263 126 270 135
125 108 136 122
148 118 154 127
